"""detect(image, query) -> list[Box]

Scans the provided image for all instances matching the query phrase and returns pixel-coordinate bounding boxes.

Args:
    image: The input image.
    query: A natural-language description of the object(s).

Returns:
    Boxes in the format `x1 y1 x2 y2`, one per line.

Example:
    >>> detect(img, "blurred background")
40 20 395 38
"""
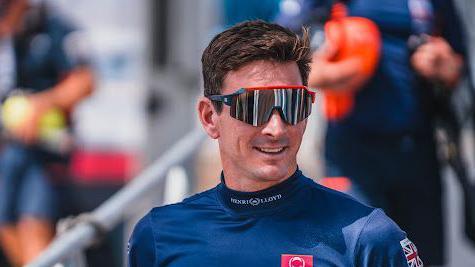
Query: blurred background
0 0 474 266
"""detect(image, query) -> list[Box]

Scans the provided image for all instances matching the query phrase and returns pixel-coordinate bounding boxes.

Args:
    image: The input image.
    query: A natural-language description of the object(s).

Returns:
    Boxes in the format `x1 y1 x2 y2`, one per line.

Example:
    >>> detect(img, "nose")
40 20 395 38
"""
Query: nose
261 109 287 137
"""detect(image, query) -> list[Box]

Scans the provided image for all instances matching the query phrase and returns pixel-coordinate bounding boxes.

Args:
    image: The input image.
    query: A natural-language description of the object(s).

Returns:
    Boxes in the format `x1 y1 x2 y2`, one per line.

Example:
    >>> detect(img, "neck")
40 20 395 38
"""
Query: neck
222 166 298 192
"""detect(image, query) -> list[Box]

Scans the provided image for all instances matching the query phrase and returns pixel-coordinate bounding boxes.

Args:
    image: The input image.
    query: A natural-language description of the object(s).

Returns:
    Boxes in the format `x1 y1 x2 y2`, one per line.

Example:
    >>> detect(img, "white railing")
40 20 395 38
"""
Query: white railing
26 128 207 267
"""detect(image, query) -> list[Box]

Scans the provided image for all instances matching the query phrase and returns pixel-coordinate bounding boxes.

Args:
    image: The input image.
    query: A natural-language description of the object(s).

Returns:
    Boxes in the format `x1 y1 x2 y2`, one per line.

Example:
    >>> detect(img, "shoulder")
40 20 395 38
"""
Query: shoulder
302 176 374 216
356 209 406 249
354 209 421 266
152 186 219 214
141 187 221 227
297 175 381 237
128 187 220 266
300 177 420 266
130 186 219 232
182 186 219 205
128 212 157 267
43 7 77 35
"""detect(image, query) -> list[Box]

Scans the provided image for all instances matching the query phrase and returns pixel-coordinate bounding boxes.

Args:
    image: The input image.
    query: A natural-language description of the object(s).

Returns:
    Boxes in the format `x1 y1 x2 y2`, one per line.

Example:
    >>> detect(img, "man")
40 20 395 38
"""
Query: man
278 0 466 265
0 0 94 265
128 20 422 266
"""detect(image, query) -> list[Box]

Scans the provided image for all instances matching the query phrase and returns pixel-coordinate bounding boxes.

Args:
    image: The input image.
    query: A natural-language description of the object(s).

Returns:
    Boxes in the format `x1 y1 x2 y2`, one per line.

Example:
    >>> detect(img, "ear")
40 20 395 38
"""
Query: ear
197 97 220 139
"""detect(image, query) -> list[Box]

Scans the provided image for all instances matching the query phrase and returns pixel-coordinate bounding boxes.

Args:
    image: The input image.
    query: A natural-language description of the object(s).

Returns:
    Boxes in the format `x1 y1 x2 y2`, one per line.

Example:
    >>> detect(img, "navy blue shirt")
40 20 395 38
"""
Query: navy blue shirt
128 170 419 266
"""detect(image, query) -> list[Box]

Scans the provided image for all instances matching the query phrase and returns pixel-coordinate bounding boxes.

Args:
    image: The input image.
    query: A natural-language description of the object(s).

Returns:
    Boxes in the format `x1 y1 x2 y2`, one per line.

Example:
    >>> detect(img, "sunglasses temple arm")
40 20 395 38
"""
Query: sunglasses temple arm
208 95 233 106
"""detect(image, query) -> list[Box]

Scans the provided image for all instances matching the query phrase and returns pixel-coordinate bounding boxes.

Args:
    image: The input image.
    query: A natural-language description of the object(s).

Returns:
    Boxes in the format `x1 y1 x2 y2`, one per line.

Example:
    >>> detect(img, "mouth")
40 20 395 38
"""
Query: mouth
254 146 286 154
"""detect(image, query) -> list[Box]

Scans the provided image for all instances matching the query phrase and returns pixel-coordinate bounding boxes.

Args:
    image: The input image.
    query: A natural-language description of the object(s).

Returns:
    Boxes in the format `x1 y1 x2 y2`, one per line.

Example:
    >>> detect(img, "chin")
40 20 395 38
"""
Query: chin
254 164 292 182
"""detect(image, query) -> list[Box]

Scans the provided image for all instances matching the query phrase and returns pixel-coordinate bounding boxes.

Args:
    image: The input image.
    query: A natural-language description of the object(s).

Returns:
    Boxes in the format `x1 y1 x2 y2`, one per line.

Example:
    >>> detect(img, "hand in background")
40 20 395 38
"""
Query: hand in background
9 94 53 144
309 42 373 92
411 36 463 88
9 67 94 144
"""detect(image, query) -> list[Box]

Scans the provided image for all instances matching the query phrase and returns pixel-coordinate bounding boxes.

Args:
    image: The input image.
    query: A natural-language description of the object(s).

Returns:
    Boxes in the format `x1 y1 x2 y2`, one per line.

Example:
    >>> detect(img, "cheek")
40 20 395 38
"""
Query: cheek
234 127 256 151
228 123 258 152
218 117 249 150
290 125 306 147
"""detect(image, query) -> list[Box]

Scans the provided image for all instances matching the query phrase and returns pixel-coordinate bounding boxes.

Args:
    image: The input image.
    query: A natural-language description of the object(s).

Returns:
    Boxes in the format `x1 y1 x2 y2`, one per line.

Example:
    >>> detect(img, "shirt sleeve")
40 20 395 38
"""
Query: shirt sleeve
355 209 424 267
128 213 157 267
51 17 91 74
432 0 467 57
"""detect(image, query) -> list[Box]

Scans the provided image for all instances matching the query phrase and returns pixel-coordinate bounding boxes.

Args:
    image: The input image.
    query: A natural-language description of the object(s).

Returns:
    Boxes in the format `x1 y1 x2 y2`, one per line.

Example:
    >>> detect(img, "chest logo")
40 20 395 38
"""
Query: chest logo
281 254 313 267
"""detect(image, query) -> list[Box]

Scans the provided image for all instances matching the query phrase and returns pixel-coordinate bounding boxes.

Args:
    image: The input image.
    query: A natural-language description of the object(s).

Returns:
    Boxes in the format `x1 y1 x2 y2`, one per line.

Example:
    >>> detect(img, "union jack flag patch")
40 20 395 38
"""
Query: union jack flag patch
400 238 423 267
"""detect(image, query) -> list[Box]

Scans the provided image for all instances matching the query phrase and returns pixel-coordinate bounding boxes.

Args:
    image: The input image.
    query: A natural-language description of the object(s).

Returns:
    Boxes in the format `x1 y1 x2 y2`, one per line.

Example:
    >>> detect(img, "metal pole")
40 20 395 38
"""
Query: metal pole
27 128 206 267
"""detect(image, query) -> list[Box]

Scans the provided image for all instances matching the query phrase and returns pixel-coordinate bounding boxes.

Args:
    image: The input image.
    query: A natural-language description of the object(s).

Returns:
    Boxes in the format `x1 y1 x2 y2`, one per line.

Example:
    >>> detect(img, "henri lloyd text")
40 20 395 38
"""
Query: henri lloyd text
230 194 282 206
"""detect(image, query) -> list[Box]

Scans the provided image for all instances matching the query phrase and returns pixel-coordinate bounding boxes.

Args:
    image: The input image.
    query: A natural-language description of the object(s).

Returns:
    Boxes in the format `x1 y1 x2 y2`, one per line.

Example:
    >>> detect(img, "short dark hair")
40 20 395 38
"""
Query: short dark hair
201 20 311 111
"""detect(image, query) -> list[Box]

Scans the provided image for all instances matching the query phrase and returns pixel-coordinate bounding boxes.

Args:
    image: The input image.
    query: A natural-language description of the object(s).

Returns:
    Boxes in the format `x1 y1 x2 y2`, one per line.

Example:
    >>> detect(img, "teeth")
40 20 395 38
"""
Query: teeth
258 147 284 153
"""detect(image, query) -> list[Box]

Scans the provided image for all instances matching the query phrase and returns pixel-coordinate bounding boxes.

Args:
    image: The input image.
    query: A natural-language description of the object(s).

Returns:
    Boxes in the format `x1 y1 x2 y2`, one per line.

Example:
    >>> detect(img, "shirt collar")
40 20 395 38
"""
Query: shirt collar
216 168 303 216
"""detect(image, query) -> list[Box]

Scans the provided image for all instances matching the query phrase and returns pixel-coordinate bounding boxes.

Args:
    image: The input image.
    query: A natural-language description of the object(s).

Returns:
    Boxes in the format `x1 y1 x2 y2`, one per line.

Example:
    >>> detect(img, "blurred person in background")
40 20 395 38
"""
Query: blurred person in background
453 0 475 247
278 0 466 265
128 20 422 267
221 0 281 27
0 0 93 265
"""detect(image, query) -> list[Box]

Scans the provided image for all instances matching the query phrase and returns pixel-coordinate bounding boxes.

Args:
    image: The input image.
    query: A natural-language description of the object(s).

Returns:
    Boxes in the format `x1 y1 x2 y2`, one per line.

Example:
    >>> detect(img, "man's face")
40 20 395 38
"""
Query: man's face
200 60 307 191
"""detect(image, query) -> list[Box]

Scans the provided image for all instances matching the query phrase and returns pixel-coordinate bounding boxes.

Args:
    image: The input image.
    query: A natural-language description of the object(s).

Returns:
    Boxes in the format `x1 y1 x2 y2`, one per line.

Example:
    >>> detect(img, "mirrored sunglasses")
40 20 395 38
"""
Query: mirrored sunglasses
208 86 315 126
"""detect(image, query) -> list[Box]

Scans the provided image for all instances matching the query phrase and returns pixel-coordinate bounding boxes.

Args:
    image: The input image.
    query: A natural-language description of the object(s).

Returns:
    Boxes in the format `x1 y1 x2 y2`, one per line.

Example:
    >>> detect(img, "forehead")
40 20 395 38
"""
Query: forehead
221 60 302 94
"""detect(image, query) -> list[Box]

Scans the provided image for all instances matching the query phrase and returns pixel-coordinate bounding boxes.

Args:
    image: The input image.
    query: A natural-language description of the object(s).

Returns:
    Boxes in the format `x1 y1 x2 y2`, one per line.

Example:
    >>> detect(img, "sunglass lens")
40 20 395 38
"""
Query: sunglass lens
281 89 312 125
230 89 312 126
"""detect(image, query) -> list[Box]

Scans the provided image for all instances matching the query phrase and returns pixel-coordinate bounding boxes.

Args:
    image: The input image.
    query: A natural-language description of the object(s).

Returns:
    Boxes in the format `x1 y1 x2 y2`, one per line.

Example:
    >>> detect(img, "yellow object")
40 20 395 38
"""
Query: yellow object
39 108 66 140
1 95 33 130
1 95 66 139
